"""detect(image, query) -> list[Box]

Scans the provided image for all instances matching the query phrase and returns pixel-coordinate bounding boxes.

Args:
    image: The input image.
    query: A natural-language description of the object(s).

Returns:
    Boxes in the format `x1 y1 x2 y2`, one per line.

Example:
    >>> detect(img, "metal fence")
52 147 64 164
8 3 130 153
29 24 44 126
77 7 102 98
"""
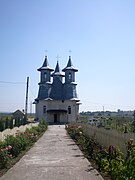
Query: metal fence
0 123 39 141
81 124 135 156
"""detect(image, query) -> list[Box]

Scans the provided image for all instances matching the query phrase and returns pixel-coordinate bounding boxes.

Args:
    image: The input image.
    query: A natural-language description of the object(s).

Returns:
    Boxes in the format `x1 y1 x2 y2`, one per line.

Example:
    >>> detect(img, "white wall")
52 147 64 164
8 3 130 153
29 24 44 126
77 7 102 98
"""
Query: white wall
0 123 39 141
35 100 79 123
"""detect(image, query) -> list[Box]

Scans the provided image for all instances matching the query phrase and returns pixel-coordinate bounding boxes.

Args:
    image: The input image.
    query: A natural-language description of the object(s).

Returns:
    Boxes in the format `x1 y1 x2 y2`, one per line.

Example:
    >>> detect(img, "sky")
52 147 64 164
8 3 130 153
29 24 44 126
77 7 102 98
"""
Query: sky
0 0 135 113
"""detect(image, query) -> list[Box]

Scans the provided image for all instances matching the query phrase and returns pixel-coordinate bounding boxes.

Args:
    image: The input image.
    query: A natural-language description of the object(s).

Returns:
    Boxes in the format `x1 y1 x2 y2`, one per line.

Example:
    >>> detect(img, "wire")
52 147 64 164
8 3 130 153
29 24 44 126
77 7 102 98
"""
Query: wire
29 87 36 98
0 81 25 84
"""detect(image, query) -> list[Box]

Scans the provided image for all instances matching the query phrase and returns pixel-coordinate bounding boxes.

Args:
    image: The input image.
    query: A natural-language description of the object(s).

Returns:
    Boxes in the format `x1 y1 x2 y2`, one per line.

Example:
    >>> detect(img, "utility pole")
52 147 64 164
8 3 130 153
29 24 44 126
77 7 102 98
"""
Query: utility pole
30 101 32 117
25 77 29 119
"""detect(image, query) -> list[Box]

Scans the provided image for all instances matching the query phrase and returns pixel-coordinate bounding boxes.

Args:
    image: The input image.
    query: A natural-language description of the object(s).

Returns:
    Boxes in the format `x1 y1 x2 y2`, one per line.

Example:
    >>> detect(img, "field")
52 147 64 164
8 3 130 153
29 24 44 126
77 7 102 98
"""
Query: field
79 115 134 133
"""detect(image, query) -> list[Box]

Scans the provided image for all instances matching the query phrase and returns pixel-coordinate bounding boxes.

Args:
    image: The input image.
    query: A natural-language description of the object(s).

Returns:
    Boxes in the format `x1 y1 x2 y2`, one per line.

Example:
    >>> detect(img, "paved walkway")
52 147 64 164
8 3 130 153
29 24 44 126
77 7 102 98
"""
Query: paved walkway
0 125 104 180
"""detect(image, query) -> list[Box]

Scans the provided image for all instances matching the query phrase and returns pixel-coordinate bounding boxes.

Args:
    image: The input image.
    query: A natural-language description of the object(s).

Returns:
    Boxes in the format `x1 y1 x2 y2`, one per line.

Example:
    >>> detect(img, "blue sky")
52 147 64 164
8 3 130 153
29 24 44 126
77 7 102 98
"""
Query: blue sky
0 0 135 112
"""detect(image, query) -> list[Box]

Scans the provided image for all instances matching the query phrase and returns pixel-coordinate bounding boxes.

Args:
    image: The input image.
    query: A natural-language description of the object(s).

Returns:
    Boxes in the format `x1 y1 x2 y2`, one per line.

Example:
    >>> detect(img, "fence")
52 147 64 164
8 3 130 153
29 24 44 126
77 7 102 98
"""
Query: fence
81 124 135 156
0 123 39 141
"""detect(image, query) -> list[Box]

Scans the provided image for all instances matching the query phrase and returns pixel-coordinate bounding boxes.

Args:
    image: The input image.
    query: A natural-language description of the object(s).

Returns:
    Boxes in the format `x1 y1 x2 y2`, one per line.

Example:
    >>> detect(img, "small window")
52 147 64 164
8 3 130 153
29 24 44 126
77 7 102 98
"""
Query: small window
43 105 46 114
68 106 71 114
44 72 47 79
69 73 71 80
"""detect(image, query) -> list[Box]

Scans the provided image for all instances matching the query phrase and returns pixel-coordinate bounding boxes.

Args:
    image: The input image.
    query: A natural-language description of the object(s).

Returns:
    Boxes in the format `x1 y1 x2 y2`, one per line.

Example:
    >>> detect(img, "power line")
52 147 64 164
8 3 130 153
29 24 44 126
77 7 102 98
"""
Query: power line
29 87 36 98
0 81 25 84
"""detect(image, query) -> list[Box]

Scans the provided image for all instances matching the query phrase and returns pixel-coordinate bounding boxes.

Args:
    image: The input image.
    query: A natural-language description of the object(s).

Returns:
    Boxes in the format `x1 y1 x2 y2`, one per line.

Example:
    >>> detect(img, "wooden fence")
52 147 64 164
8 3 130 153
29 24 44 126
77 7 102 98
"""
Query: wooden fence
0 123 39 141
81 124 135 156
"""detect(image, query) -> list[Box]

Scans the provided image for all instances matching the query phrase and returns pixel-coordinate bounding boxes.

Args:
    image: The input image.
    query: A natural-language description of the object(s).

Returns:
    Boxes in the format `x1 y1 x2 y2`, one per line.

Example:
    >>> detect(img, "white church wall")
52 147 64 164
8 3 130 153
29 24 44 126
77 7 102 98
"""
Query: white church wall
36 99 79 123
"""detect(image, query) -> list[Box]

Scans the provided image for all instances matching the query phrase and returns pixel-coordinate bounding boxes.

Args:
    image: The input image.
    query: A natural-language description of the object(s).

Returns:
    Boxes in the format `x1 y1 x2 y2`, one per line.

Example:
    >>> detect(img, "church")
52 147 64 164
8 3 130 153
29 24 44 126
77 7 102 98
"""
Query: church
34 55 80 124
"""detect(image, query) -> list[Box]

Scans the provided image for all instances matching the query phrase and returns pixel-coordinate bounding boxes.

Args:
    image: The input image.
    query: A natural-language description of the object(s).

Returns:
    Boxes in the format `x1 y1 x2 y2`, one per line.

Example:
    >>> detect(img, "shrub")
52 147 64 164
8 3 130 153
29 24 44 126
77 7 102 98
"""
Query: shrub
0 144 12 168
9 118 14 129
0 119 4 132
5 117 9 129
5 135 22 157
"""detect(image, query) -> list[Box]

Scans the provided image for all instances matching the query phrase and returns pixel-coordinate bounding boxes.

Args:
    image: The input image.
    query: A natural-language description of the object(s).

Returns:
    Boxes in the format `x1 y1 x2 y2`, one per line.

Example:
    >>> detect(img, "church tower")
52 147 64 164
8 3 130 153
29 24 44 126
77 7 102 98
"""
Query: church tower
63 56 78 83
37 56 54 100
62 56 78 100
50 61 64 100
38 56 53 83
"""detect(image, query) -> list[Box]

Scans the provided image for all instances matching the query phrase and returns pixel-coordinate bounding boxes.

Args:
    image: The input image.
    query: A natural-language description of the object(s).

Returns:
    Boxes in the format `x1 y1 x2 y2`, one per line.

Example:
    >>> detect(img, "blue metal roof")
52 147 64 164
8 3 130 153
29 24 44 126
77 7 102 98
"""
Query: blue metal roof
36 57 79 101
62 56 78 72
38 56 54 71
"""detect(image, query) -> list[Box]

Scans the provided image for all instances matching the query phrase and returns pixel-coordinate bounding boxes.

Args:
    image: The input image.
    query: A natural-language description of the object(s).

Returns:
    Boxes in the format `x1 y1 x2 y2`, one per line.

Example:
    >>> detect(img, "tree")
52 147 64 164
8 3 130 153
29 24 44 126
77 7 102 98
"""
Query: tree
5 117 9 129
9 118 14 129
0 119 4 132
132 110 135 133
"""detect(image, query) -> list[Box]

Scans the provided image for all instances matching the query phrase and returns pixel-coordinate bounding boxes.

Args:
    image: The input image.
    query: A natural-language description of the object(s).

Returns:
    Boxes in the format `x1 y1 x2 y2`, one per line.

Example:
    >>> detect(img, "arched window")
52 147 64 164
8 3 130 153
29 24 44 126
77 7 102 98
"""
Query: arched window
68 106 71 114
69 72 71 80
43 105 46 114
44 72 47 79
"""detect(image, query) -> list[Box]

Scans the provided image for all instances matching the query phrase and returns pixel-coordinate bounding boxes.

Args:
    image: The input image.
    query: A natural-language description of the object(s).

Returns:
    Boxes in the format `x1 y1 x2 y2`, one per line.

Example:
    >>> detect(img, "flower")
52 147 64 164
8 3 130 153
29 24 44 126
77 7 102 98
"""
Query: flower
9 154 12 158
8 145 12 150
77 126 82 129
79 131 83 135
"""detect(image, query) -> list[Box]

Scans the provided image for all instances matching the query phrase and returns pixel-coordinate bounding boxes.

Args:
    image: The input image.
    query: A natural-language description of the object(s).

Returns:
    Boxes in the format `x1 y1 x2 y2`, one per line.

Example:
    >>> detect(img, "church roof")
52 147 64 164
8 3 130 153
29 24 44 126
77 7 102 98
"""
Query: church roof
51 61 64 76
36 56 79 101
62 56 78 72
38 56 54 71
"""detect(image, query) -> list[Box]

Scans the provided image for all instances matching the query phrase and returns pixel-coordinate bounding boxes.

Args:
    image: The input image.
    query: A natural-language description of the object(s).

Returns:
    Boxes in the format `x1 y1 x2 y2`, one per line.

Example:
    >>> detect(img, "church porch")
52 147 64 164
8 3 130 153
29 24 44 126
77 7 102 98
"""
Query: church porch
47 109 68 124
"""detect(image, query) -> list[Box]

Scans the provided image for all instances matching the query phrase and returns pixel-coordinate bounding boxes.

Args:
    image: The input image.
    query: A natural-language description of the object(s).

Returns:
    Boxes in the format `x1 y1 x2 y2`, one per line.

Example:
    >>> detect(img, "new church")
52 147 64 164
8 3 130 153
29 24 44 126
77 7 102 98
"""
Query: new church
34 56 80 124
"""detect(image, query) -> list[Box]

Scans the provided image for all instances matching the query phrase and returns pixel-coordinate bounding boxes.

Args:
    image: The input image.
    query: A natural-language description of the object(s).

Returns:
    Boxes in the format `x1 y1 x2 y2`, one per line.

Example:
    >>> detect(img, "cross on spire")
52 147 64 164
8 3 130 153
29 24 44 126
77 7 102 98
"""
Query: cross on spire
44 50 48 56
68 50 72 55
56 55 60 61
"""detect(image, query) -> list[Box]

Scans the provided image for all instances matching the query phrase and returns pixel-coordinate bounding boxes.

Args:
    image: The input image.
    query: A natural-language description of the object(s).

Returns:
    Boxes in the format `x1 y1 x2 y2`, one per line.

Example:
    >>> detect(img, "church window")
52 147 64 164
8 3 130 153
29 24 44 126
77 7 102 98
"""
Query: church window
68 106 71 114
69 72 71 80
43 105 46 113
44 72 47 79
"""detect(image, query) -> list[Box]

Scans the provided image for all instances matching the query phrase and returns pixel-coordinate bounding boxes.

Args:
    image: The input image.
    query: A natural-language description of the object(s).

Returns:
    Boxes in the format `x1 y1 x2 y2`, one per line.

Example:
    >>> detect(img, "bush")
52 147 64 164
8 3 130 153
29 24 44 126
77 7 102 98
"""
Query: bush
5 135 23 157
0 119 4 132
5 117 9 129
9 118 14 129
0 143 12 168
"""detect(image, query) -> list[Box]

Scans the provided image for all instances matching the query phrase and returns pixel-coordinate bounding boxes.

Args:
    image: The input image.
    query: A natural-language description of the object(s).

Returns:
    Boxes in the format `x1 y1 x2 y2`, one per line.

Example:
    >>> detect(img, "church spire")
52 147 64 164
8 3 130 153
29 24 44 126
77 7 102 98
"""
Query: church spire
42 56 49 67
38 56 54 71
37 56 54 83
51 61 64 76
54 61 60 73
67 56 73 67
62 56 78 72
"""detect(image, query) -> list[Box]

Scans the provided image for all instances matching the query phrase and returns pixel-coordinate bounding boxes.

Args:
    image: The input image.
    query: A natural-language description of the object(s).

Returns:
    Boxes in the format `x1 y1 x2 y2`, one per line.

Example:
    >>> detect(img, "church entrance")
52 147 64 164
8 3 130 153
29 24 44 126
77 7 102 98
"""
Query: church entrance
53 113 60 123
54 114 58 123
47 109 67 124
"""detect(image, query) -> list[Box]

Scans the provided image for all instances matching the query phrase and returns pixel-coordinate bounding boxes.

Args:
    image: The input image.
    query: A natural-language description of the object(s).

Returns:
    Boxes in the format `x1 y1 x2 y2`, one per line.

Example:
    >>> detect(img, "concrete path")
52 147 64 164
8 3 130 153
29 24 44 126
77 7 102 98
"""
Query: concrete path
0 125 104 180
